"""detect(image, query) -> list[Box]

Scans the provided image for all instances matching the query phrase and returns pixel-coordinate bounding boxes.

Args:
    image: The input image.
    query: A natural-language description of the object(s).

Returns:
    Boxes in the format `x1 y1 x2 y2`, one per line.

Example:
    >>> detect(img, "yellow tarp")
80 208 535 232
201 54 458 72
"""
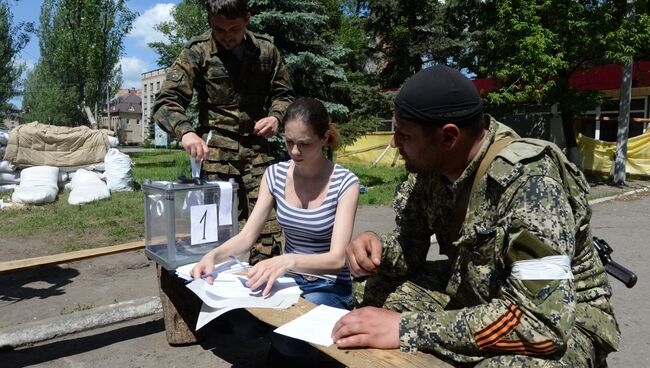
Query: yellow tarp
336 132 404 166
578 130 650 176
338 130 650 176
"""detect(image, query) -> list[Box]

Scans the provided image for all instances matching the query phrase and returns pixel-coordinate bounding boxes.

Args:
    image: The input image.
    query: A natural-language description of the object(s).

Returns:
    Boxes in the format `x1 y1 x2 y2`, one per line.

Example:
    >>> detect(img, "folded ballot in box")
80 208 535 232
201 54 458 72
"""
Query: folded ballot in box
142 179 238 270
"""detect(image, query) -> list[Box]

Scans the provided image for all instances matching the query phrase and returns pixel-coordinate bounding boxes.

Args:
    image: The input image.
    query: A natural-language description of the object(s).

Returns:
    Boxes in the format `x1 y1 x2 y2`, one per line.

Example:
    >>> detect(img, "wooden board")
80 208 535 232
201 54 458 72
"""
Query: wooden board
247 298 452 368
0 241 145 274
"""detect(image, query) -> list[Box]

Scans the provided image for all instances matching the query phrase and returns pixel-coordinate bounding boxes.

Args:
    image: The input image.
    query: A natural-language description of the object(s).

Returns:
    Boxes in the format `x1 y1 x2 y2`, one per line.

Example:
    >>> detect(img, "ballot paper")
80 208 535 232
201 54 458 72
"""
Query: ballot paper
175 258 246 281
273 304 350 347
185 272 302 330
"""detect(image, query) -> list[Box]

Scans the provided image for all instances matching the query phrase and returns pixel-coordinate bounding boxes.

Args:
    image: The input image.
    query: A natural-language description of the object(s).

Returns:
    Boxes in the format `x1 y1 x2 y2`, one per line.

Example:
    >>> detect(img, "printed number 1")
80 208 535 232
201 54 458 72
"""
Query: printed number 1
200 210 207 240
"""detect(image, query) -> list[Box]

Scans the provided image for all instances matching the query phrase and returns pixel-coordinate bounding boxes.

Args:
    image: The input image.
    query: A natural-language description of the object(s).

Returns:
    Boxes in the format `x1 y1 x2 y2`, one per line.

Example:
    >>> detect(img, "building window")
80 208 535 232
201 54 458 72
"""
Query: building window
156 81 160 91
144 84 147 93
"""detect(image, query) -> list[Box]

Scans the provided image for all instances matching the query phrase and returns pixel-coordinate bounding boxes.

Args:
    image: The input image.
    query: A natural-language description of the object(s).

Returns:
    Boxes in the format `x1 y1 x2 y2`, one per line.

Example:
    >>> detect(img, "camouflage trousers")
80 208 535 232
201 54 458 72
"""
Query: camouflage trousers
353 261 599 368
201 130 283 265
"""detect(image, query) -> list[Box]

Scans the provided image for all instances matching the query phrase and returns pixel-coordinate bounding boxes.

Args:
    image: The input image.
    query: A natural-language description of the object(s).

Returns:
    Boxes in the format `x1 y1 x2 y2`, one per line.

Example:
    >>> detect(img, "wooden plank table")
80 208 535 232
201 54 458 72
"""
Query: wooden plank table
247 298 453 368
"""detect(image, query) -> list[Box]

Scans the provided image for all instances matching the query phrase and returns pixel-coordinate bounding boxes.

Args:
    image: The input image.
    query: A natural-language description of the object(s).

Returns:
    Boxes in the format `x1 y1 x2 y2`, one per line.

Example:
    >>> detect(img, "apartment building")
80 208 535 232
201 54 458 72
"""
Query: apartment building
141 67 170 146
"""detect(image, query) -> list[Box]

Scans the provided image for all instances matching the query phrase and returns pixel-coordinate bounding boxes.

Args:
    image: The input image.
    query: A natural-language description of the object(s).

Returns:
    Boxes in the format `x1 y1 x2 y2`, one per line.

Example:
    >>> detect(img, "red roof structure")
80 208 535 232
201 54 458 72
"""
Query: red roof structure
471 61 650 94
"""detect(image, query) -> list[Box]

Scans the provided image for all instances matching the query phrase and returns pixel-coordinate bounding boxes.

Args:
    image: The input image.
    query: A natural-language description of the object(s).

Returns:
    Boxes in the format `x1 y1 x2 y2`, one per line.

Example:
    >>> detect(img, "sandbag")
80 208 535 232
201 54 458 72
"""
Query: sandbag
0 160 16 173
0 129 8 145
0 171 20 184
68 169 110 205
11 166 59 204
104 148 133 192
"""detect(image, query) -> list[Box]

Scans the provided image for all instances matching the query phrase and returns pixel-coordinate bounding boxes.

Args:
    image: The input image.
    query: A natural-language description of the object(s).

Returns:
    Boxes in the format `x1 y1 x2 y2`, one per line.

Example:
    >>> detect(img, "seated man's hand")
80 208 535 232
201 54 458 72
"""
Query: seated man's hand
253 116 279 137
346 231 382 277
332 306 400 349
181 132 209 160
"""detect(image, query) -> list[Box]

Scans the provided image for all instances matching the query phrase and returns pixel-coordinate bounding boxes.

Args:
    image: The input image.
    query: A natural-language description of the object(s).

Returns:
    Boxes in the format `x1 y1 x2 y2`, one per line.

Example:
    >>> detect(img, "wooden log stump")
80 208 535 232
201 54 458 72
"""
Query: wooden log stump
156 265 205 345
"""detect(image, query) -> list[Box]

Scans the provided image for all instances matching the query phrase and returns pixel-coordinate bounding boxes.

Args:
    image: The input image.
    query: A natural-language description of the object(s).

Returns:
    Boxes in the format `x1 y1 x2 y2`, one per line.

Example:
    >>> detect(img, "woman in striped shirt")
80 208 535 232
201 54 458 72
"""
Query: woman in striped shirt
192 97 360 310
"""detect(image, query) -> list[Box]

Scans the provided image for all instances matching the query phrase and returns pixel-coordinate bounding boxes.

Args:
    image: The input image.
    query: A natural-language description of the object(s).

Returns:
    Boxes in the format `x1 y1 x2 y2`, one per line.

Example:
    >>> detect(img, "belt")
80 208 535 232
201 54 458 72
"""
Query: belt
286 271 320 282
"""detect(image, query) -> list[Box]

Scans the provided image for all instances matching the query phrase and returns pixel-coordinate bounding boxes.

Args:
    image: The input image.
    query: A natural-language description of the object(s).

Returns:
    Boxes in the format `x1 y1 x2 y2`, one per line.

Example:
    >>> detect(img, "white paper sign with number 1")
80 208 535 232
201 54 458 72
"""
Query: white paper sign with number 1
190 204 218 245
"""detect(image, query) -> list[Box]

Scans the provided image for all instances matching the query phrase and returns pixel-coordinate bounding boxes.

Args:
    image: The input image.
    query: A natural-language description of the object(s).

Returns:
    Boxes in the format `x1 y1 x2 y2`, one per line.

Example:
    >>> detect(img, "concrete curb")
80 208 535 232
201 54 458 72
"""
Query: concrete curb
588 185 650 205
0 296 162 350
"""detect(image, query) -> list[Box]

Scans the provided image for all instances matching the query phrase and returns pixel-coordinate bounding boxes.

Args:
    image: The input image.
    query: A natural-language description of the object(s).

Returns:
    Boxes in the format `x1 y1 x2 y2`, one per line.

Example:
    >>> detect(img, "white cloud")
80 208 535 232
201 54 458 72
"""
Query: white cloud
129 3 175 47
119 56 149 89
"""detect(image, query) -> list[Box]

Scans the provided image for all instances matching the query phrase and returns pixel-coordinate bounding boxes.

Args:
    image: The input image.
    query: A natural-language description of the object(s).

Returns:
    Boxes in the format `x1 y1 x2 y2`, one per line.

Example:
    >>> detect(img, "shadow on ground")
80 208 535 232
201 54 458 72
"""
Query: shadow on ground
0 265 79 306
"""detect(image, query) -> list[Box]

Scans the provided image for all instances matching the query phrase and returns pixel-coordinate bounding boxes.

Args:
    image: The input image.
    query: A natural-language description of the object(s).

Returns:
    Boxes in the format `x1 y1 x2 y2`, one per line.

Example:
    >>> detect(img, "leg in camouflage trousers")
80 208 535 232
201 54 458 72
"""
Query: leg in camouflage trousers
202 131 283 266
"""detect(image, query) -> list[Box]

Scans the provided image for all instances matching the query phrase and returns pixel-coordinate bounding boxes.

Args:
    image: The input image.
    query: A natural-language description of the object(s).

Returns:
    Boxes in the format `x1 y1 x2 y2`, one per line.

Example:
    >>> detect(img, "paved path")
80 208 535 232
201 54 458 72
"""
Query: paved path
1 194 649 367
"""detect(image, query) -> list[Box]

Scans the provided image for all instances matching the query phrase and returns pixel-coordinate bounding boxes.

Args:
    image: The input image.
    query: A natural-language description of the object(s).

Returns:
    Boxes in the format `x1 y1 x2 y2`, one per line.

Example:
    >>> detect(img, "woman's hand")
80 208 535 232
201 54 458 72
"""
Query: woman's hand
246 255 295 296
190 254 216 284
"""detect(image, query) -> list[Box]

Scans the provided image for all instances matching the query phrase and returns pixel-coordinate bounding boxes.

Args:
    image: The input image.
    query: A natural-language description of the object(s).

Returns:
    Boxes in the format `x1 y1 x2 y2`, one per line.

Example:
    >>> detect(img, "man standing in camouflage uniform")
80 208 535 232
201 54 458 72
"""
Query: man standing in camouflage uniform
332 66 620 367
153 0 294 264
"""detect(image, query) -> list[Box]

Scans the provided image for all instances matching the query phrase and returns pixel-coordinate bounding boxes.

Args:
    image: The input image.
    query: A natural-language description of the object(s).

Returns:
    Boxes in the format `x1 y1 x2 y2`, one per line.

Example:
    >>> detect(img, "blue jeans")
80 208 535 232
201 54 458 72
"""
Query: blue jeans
287 274 353 310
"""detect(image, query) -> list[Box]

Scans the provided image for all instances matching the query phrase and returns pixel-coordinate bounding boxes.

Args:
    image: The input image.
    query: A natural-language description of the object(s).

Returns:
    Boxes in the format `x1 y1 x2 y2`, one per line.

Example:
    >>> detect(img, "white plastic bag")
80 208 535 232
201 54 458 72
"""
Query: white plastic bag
0 171 20 184
0 160 16 173
104 148 133 192
107 135 119 148
0 129 8 145
11 166 59 204
68 169 111 205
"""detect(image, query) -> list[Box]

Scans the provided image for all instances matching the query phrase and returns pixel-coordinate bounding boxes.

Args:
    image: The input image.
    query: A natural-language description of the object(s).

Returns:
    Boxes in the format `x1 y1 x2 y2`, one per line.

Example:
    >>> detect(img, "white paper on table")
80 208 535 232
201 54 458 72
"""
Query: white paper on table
175 259 247 281
195 295 298 331
187 274 301 309
274 304 350 347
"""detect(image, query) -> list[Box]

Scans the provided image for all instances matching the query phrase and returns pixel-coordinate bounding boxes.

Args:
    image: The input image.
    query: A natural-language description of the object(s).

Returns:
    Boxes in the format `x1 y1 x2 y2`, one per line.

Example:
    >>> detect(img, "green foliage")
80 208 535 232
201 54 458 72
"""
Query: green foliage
0 1 31 114
22 0 135 126
148 0 208 67
365 0 471 88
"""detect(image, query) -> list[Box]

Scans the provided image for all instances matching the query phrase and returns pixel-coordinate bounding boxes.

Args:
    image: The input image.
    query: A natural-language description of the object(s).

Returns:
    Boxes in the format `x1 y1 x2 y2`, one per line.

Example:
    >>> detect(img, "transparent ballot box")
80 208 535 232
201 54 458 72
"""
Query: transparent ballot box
142 179 239 270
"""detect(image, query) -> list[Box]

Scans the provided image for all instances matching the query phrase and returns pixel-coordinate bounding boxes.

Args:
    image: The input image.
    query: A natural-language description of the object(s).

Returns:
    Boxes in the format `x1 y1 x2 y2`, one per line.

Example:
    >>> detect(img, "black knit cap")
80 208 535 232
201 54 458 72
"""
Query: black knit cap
394 65 483 126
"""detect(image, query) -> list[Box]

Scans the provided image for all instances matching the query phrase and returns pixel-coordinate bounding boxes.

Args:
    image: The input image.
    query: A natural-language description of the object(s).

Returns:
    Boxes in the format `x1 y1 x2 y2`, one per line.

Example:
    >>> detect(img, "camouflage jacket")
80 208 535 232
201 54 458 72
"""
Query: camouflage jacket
152 30 294 140
381 118 620 359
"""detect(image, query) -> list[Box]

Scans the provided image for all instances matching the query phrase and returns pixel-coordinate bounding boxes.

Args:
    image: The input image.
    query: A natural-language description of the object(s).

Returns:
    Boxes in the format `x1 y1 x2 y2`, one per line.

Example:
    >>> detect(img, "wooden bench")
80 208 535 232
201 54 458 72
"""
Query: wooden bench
0 244 452 367
248 298 452 368
156 266 452 367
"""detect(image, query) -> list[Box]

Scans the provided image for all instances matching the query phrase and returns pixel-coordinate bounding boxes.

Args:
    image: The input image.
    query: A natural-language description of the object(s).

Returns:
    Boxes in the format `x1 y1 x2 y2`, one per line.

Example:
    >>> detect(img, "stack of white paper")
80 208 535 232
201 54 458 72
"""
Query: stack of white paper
175 258 247 281
185 273 302 330
274 304 350 347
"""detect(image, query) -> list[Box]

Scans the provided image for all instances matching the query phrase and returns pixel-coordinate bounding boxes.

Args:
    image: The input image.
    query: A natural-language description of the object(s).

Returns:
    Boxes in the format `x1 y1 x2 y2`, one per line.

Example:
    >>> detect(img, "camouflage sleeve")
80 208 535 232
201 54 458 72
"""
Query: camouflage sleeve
266 46 294 123
151 47 200 141
399 174 577 359
379 174 432 276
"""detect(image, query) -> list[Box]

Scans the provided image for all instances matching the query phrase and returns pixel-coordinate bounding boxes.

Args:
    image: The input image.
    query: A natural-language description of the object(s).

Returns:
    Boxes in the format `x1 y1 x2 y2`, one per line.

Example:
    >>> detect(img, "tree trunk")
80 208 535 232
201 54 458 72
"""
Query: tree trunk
612 1 635 185
561 110 581 168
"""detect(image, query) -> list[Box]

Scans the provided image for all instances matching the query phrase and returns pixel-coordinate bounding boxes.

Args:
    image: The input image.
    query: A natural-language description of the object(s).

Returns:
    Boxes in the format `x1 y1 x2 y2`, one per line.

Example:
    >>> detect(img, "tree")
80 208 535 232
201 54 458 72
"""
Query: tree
23 0 135 126
0 0 31 115
364 0 472 88
148 0 207 67
462 0 650 167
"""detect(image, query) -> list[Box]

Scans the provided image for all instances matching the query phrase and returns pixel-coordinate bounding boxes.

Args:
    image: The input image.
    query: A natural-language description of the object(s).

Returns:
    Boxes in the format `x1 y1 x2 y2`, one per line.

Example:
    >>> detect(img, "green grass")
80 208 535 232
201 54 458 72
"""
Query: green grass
339 163 408 206
0 150 404 253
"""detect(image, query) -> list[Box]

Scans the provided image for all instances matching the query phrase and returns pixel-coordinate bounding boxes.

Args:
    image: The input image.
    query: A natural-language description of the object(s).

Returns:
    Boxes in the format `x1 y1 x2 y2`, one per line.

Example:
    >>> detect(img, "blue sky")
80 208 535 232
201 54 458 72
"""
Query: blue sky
9 0 184 108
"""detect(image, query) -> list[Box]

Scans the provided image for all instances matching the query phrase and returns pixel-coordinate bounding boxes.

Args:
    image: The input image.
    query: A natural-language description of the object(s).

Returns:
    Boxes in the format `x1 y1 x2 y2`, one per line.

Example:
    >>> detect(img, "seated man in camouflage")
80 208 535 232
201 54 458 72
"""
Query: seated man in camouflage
153 0 294 264
332 66 619 367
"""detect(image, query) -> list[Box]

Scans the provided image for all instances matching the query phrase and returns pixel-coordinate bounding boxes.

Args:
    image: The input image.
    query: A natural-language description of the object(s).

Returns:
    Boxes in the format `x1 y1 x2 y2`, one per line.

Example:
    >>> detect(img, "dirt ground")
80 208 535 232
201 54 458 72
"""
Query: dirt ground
1 183 649 367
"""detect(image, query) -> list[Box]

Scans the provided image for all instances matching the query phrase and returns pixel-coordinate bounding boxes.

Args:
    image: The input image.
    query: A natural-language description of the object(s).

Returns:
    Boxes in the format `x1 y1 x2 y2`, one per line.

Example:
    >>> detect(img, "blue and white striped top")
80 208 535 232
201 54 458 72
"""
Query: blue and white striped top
265 160 359 281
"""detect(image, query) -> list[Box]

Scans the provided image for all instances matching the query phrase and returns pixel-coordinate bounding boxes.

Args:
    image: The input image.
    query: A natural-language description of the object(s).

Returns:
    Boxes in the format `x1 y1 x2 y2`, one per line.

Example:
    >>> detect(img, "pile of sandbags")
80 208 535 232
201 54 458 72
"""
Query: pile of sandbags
0 129 19 191
1 126 135 207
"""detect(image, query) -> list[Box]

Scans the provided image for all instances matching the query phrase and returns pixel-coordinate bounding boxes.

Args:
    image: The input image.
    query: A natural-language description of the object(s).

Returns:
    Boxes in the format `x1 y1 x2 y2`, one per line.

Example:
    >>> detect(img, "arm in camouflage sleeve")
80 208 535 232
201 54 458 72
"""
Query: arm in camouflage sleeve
266 46 294 123
378 173 432 277
399 174 577 360
151 48 200 141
